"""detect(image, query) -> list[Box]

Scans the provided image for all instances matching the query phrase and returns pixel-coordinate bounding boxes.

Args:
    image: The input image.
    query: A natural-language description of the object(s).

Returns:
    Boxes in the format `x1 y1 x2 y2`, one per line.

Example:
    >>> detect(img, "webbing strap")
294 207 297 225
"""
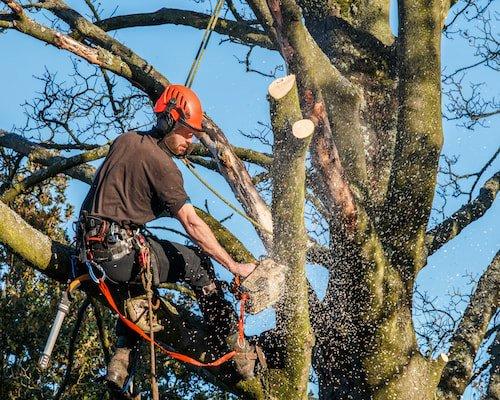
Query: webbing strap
97 278 244 367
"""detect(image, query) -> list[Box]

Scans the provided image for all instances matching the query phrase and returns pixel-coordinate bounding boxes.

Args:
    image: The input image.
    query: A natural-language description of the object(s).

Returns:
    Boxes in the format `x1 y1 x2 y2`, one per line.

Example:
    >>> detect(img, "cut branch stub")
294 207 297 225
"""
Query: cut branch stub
268 74 297 100
292 119 315 139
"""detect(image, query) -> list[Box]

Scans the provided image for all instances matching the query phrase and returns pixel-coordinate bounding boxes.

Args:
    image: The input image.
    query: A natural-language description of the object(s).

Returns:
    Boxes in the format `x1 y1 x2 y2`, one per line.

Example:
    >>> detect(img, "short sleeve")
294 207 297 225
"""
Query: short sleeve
144 155 189 217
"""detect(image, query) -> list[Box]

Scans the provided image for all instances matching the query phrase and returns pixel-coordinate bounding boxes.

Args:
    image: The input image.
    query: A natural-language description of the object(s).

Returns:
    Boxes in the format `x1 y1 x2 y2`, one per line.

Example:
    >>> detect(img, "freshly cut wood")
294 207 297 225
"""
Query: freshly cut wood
268 75 296 100
292 119 315 139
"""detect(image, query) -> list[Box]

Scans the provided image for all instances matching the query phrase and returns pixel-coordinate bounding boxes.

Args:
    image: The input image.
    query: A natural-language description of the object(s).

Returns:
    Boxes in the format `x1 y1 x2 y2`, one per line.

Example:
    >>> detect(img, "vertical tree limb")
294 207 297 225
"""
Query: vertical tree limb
267 74 313 399
383 0 444 272
486 330 500 399
437 250 500 399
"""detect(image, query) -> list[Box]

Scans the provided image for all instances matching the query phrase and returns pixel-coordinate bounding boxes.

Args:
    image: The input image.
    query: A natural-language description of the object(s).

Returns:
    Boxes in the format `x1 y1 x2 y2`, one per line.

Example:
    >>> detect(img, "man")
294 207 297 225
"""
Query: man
79 85 259 390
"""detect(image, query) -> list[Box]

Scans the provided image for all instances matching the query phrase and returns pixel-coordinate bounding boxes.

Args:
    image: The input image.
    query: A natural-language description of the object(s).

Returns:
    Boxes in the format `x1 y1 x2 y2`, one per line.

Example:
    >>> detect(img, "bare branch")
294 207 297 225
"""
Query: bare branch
437 250 500 399
486 330 500 399
0 144 110 203
189 142 273 168
95 7 275 50
426 171 499 256
0 130 98 184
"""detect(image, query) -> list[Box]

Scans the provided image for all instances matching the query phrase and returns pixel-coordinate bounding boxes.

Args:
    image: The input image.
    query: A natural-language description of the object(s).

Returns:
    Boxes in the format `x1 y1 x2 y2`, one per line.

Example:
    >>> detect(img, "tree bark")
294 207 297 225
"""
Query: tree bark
264 75 313 399
437 250 500 399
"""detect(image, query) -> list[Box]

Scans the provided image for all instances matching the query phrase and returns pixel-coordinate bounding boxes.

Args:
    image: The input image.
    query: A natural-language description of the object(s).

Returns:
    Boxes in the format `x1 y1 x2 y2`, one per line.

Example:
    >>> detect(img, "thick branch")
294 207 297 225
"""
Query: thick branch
437 250 500 399
268 74 313 398
0 199 70 280
199 117 274 249
0 145 109 203
1 6 153 94
426 171 500 256
95 8 275 50
41 0 168 97
383 0 443 271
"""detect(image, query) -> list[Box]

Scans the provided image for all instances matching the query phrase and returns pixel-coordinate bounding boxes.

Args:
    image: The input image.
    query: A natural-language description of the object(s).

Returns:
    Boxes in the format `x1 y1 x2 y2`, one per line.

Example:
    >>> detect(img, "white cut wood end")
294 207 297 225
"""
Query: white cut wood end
268 75 296 100
292 119 315 139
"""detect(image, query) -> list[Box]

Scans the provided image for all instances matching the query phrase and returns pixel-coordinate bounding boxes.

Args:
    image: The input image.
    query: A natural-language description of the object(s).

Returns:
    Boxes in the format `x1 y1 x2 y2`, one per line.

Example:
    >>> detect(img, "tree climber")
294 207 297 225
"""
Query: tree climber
78 85 260 391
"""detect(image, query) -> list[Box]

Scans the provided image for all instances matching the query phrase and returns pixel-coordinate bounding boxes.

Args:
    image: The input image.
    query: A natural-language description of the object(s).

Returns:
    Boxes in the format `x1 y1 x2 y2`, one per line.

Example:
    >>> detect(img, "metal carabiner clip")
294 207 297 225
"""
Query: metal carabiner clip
86 261 106 283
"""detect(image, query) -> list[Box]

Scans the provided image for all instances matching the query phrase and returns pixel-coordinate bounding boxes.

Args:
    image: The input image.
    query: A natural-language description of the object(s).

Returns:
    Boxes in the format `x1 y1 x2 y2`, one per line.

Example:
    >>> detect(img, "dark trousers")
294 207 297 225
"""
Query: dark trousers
97 237 237 348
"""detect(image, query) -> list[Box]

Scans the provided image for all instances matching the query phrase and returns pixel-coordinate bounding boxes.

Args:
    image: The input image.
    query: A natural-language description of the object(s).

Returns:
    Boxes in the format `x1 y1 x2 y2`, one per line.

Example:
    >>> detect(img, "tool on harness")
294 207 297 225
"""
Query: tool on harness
39 274 89 369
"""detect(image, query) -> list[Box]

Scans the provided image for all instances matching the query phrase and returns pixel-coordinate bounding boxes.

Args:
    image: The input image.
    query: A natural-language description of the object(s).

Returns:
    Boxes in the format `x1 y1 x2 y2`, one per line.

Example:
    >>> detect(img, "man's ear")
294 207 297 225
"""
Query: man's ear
156 113 175 136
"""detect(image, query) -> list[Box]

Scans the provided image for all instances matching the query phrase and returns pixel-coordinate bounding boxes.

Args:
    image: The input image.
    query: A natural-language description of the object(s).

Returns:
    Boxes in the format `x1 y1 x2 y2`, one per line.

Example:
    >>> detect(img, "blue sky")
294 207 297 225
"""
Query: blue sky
0 1 498 397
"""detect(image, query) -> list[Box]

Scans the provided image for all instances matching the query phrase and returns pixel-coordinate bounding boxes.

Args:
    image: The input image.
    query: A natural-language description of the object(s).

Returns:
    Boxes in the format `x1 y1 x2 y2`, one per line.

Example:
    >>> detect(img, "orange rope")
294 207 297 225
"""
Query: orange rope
97 278 246 367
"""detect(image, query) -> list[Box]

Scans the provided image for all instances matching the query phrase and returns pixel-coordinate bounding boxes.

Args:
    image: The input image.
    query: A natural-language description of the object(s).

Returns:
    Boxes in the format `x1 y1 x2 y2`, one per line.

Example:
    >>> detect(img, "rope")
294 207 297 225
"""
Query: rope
185 0 226 88
182 158 273 235
97 277 244 367
139 243 159 400
68 271 247 370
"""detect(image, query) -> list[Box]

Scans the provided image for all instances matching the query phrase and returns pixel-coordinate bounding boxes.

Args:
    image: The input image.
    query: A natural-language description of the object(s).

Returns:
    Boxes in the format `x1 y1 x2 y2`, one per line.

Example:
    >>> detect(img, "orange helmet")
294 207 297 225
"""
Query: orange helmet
154 85 203 131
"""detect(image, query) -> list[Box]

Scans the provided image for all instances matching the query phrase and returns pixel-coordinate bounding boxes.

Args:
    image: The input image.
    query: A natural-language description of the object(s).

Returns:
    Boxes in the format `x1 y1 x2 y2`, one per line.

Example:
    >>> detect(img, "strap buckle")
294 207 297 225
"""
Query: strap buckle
86 261 106 283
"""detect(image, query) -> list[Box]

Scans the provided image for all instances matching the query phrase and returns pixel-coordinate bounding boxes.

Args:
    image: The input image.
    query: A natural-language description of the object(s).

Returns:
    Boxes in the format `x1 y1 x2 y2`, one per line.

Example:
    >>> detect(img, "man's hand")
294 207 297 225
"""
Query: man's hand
230 262 257 278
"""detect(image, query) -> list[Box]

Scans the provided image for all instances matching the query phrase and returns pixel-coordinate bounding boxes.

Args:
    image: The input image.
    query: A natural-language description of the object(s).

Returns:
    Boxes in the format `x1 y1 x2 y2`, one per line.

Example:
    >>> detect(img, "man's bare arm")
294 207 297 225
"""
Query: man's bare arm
175 204 255 277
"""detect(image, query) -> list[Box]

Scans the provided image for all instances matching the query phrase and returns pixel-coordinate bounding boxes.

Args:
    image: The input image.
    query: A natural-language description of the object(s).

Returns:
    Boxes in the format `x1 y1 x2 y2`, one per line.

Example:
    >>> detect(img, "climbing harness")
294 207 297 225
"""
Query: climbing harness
77 213 248 368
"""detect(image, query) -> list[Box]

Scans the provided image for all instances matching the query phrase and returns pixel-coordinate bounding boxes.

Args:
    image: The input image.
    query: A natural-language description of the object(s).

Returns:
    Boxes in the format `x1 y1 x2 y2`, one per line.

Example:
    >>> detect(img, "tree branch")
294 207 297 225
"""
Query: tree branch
0 145 109 203
437 250 500 399
95 8 275 50
189 142 273 168
0 130 99 184
199 117 274 249
382 0 444 271
486 330 500 399
426 171 499 256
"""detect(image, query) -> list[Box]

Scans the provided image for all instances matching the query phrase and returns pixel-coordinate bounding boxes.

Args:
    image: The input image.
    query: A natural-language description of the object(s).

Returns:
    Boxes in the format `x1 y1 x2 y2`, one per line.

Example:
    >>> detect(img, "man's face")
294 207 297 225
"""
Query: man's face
163 122 195 156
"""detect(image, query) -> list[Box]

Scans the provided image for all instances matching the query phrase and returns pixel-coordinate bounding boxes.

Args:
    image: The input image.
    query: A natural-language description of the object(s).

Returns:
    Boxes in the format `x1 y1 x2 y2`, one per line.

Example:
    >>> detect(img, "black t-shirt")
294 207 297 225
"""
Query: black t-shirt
81 131 189 226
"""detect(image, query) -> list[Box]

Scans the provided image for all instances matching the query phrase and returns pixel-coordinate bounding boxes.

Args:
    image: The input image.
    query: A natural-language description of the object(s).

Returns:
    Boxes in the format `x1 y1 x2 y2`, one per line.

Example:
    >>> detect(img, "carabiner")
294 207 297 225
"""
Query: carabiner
86 261 106 283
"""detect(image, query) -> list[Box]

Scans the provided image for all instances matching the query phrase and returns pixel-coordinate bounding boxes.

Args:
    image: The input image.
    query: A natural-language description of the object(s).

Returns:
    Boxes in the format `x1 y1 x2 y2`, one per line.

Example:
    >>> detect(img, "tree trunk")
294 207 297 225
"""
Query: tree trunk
262 75 314 399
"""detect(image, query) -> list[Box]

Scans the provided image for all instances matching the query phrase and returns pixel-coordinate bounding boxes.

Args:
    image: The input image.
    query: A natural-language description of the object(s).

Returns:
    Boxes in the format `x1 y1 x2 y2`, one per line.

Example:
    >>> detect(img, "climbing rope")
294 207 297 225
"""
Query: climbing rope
185 0 226 89
182 157 273 235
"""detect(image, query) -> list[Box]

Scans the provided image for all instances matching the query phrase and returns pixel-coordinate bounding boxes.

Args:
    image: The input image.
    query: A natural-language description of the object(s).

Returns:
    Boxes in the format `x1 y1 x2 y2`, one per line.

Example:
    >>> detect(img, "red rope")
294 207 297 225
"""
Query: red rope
97 278 246 367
